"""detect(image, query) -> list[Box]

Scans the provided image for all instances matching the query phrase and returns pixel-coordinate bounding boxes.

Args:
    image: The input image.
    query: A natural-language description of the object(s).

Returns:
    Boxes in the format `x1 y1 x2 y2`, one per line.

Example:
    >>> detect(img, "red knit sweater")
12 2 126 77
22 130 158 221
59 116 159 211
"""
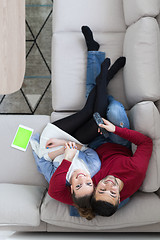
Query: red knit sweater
48 126 153 205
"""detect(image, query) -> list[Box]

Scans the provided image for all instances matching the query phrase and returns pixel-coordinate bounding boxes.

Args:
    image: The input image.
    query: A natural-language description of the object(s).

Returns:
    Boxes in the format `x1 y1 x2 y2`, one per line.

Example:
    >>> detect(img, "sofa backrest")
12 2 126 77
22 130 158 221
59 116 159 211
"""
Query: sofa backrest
123 0 160 26
52 0 160 112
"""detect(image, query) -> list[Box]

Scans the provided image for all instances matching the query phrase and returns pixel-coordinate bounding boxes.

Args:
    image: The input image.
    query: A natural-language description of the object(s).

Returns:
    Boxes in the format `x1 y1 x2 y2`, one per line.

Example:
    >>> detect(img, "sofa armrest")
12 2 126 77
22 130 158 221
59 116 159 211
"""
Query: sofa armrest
128 101 160 192
0 183 46 226
123 0 160 26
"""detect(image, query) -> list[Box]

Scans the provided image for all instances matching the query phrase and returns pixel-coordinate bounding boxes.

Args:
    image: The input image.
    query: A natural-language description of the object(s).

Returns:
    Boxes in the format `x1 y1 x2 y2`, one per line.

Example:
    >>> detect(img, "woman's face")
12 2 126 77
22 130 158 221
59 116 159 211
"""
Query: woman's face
70 169 94 198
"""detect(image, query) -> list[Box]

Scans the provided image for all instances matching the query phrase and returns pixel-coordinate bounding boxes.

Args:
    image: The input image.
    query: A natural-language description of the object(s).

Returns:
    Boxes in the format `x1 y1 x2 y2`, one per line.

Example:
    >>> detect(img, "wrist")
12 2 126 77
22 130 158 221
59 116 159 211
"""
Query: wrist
64 153 73 162
64 155 73 162
113 125 116 133
62 140 67 146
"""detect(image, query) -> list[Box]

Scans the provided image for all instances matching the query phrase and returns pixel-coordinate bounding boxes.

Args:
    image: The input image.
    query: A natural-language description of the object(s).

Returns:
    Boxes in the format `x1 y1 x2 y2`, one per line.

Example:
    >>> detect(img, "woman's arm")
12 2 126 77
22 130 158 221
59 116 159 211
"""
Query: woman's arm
48 142 77 205
46 138 67 149
46 138 83 150
48 147 65 161
48 159 73 205
46 138 83 161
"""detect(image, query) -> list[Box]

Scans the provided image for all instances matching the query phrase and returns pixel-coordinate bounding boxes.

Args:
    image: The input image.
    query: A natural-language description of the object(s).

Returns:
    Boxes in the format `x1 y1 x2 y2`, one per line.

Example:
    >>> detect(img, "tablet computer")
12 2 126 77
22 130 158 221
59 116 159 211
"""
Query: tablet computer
11 125 34 151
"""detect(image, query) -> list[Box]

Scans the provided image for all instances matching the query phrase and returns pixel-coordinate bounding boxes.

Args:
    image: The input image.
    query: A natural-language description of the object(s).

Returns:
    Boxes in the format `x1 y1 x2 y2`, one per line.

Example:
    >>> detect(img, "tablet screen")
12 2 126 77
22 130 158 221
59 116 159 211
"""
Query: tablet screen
11 125 34 151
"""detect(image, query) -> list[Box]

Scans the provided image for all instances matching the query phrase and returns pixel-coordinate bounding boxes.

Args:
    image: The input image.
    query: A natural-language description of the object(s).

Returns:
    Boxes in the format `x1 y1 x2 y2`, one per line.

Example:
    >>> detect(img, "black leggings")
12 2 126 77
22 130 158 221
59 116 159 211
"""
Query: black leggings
52 57 124 144
52 58 110 144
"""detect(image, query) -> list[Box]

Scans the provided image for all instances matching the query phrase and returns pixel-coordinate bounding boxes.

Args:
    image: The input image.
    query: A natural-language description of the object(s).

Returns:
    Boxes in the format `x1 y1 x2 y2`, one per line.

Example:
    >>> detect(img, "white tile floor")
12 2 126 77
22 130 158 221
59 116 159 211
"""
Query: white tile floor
0 232 160 240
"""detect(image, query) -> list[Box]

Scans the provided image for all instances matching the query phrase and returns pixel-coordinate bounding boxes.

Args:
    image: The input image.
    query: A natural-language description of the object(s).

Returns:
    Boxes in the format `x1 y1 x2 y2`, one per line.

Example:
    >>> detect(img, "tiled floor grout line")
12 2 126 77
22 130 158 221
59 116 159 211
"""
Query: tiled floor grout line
26 4 53 7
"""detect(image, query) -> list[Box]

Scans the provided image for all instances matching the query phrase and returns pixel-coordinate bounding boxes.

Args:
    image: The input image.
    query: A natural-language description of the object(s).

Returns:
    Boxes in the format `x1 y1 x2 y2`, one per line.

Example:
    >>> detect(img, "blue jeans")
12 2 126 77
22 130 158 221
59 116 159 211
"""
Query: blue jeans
86 51 130 149
86 51 106 98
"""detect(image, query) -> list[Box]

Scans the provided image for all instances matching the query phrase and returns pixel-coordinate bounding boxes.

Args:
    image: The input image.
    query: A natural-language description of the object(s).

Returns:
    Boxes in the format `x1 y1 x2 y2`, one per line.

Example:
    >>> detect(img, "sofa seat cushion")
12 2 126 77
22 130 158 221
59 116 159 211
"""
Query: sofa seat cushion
0 183 46 226
41 192 160 231
0 115 50 187
52 31 128 112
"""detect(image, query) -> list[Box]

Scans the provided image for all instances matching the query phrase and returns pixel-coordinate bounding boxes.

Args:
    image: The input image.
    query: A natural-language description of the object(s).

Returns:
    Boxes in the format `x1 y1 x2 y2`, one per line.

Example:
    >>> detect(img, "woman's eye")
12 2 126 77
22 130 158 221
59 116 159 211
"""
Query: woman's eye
100 189 105 191
87 183 92 186
76 184 80 188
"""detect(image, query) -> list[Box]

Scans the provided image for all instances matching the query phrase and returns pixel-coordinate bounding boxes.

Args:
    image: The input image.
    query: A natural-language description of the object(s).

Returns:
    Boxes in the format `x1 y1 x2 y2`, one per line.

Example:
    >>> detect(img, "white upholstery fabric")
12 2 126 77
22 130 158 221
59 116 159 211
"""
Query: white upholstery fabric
156 13 160 27
0 184 46 226
0 115 50 187
155 99 160 113
0 222 47 232
51 111 76 123
41 192 160 230
46 222 160 232
123 17 160 109
123 0 160 26
53 0 126 33
129 101 160 192
52 33 86 111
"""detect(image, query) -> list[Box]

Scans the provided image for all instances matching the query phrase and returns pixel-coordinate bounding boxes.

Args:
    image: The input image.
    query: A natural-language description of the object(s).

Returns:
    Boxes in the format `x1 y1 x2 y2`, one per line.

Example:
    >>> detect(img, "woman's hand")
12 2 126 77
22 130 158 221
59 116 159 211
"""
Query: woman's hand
98 118 116 133
46 138 67 149
48 147 65 161
64 141 77 162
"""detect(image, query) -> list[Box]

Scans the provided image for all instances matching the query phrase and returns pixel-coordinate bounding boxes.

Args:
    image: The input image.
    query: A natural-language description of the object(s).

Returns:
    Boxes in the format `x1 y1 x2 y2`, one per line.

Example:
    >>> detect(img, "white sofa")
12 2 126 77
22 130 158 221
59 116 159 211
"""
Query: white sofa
1 0 160 232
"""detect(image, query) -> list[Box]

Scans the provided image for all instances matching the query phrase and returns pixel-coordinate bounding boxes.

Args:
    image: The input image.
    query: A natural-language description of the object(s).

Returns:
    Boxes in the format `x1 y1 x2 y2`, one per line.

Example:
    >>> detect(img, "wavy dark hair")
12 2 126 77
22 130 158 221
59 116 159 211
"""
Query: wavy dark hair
72 191 95 220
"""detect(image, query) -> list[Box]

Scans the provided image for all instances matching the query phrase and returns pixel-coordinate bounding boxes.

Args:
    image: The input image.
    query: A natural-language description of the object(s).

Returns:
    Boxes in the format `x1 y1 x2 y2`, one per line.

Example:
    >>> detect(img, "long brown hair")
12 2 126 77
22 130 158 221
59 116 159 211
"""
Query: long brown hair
72 191 95 220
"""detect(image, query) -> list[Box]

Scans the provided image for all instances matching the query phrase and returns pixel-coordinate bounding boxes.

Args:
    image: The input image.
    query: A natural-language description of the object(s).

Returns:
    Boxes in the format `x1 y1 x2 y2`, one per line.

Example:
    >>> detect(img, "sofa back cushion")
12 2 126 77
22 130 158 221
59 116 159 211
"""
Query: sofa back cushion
53 0 126 33
123 17 160 109
123 0 160 26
